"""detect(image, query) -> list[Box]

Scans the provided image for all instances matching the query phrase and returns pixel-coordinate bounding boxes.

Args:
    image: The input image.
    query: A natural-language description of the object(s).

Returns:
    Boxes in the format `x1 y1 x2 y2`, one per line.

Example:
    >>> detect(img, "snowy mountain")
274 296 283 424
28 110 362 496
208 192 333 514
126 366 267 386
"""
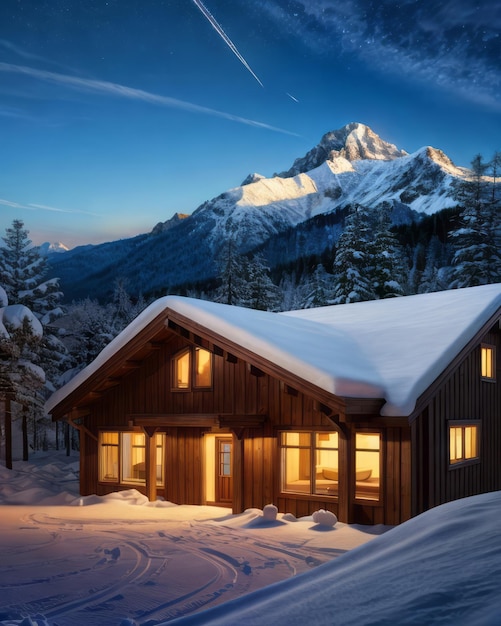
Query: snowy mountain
48 122 472 302
38 241 69 255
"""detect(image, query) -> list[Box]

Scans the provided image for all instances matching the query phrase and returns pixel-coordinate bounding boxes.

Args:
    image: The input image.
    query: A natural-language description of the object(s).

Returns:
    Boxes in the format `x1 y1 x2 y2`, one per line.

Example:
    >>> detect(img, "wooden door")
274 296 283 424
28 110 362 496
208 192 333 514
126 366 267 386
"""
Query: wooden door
215 437 233 503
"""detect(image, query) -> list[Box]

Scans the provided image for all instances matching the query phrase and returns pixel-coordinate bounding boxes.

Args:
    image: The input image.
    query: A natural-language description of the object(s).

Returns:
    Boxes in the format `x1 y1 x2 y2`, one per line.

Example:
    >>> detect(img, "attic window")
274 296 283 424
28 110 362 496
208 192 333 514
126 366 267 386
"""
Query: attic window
174 349 190 389
172 347 212 390
481 344 496 381
449 422 480 466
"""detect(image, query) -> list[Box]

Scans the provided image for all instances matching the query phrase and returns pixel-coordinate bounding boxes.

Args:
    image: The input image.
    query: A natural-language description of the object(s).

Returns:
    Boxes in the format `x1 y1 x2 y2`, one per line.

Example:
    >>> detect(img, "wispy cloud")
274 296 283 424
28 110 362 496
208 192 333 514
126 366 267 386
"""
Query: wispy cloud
0 198 100 216
0 62 300 137
257 0 501 111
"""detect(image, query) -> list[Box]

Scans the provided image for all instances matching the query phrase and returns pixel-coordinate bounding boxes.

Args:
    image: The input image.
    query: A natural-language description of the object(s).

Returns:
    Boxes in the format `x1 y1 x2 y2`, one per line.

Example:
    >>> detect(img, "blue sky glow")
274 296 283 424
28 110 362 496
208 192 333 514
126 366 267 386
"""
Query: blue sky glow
0 0 499 248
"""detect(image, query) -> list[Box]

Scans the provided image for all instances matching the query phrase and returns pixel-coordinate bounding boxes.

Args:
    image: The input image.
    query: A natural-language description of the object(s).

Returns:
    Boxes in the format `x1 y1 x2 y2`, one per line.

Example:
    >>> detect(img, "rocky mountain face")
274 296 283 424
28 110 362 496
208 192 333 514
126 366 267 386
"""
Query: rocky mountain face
48 122 469 303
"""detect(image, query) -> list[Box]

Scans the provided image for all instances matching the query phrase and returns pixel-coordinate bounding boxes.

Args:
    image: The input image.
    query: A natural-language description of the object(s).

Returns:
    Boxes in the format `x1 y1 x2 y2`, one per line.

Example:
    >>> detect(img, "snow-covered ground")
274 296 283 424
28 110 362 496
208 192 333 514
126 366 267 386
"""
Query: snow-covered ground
0 453 387 625
2 454 501 626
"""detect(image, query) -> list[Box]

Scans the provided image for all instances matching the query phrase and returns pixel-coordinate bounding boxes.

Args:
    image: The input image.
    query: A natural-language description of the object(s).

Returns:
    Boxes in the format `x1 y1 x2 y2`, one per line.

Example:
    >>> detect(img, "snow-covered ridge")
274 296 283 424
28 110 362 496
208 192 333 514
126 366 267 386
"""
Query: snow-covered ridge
194 123 467 251
48 121 483 301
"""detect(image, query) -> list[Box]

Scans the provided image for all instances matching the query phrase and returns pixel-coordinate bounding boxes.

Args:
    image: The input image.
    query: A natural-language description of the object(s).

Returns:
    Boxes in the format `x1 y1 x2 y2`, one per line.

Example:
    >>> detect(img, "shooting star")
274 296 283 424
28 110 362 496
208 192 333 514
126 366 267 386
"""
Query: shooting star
286 92 299 103
192 0 264 88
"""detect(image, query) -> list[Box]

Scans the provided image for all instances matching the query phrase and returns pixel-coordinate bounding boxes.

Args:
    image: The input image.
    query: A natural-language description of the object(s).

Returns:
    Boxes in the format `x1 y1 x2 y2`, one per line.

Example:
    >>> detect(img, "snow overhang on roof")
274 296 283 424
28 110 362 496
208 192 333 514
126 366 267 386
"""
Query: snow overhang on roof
45 283 501 419
285 283 501 416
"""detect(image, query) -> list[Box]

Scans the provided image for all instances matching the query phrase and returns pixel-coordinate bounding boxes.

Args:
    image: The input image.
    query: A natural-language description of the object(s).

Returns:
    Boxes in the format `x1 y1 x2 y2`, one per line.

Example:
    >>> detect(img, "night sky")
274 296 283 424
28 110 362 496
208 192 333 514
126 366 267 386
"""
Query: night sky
1 0 500 248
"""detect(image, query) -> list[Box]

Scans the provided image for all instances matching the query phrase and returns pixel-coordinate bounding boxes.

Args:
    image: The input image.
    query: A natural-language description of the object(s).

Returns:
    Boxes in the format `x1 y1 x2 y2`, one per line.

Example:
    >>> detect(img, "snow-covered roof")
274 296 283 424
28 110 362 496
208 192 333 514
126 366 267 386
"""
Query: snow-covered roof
45 284 501 417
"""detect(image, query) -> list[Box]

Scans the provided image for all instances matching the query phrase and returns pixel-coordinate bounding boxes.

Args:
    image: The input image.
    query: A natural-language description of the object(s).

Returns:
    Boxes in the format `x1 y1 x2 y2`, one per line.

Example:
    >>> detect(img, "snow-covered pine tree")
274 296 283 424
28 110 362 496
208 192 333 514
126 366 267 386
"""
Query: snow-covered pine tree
0 299 45 464
448 154 501 288
215 238 249 306
0 220 68 398
417 235 450 294
370 202 407 298
244 254 281 311
331 204 375 304
298 263 334 308
111 278 147 331
59 298 117 381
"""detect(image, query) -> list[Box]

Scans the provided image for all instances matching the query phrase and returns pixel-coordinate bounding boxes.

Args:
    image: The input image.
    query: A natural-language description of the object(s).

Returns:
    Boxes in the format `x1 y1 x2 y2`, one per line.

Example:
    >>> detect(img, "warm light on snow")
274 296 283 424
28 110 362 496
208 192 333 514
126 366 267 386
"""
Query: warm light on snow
0 453 385 625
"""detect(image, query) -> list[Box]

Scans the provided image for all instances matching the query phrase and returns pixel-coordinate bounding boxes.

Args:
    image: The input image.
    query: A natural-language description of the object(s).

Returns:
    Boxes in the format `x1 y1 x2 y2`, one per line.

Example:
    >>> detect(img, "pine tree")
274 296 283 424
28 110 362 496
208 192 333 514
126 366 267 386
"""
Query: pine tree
60 298 116 379
370 203 407 298
298 264 334 308
448 154 501 288
0 300 45 463
331 205 375 304
0 220 67 397
244 254 281 311
111 278 147 332
215 239 248 306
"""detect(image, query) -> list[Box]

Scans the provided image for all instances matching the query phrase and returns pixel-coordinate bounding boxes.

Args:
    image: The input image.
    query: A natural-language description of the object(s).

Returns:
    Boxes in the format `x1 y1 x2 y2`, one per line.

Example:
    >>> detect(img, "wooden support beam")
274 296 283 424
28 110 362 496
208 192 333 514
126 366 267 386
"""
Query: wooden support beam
218 415 267 429
67 416 98 442
232 435 244 513
131 414 219 428
144 431 157 502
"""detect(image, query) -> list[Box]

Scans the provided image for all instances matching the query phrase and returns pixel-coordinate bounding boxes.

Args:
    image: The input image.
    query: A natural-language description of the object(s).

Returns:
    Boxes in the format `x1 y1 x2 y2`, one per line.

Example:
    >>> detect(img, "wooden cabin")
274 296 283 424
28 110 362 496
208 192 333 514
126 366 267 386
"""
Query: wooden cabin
45 284 501 525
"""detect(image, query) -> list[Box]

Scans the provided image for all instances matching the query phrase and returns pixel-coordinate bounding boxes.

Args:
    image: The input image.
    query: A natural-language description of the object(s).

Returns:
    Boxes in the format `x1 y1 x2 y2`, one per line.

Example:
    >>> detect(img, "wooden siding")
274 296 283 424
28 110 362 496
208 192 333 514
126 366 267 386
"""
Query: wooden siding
73 331 411 524
411 325 501 517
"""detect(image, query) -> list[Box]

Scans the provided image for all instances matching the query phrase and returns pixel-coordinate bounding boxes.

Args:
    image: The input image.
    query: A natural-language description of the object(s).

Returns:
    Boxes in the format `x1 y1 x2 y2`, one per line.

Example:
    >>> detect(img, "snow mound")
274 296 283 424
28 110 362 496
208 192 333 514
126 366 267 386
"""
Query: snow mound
168 490 501 625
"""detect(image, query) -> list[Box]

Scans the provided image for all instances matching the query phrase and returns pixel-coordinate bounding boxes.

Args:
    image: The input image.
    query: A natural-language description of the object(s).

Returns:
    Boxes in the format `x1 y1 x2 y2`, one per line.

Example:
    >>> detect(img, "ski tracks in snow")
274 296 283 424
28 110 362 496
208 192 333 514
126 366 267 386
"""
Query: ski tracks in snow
0 511 342 625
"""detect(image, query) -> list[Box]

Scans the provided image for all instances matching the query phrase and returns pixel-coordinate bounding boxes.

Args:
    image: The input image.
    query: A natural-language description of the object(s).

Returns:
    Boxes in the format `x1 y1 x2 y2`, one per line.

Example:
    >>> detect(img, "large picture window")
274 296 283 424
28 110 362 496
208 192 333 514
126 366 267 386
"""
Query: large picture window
280 431 339 497
449 422 480 466
99 431 165 486
172 347 212 390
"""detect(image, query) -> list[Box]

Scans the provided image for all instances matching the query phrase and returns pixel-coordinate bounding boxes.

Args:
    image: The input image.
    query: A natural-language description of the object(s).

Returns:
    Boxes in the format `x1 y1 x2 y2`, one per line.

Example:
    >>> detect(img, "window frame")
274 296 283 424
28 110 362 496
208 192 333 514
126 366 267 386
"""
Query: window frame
279 430 340 499
480 344 496 382
98 430 165 486
354 430 382 503
448 421 481 468
171 346 213 391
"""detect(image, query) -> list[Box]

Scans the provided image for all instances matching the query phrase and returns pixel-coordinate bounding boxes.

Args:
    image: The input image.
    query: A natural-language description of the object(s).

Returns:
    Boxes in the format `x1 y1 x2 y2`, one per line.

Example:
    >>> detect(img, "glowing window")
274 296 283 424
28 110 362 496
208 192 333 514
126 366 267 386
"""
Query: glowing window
280 431 339 497
174 350 190 389
449 424 479 465
481 345 495 380
172 347 212 390
99 432 119 482
195 347 212 387
98 431 164 486
355 432 381 501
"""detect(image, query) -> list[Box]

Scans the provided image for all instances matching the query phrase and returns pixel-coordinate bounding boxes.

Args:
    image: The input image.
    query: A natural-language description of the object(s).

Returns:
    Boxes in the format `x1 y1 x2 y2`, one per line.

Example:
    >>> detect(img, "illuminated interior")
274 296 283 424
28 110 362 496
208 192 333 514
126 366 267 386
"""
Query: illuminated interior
450 424 479 464
99 431 119 481
204 435 216 502
281 431 339 496
174 350 190 388
195 347 212 387
173 347 212 389
355 432 380 501
481 345 495 379
99 431 164 485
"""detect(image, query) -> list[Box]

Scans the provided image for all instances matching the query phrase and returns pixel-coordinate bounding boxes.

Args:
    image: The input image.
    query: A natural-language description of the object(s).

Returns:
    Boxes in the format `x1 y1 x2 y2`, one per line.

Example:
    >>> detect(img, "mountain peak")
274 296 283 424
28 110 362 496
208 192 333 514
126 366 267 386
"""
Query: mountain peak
279 122 408 178
38 241 69 255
